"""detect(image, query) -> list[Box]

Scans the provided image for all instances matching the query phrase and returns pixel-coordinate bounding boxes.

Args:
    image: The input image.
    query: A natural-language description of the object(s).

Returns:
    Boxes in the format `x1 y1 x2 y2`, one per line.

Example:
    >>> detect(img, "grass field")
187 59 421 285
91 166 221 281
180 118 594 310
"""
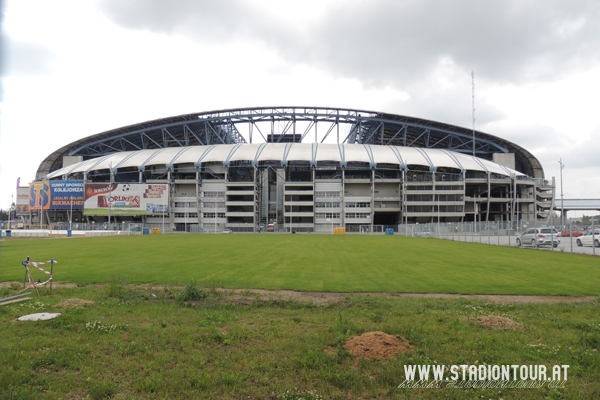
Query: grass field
1 234 599 295
1 283 599 399
2 235 600 399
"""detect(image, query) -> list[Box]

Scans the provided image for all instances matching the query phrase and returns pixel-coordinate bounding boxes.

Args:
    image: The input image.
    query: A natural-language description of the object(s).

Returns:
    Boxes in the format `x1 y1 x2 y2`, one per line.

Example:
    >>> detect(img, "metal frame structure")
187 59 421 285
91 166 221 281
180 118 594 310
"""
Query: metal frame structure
36 107 544 180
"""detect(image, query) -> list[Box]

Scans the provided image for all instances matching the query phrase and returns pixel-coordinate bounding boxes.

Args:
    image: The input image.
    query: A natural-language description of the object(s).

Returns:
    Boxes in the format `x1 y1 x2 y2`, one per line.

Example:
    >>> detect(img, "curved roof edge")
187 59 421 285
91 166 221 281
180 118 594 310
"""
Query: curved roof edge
47 143 524 179
36 106 544 179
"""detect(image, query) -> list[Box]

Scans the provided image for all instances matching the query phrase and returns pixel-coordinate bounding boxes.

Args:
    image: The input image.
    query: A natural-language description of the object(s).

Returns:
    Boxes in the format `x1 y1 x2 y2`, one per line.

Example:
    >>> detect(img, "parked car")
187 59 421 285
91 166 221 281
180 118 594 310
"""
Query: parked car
222 229 232 234
560 230 583 237
267 224 275 232
516 227 560 248
576 230 600 247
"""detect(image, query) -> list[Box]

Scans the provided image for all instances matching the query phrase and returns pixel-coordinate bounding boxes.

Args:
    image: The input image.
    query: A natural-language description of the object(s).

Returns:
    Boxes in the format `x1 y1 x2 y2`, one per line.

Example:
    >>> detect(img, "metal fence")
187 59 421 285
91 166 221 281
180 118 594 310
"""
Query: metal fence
346 220 597 256
2 218 597 256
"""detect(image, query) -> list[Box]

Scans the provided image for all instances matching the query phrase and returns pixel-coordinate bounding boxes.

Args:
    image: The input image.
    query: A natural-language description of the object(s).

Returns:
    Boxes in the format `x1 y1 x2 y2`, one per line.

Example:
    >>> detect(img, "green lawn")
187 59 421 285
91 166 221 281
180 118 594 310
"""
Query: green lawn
1 285 599 399
1 234 599 295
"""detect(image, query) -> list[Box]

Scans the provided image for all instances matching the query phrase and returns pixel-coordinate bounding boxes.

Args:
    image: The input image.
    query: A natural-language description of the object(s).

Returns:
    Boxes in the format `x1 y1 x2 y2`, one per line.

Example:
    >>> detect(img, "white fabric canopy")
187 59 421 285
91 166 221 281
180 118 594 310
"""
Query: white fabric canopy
47 143 524 178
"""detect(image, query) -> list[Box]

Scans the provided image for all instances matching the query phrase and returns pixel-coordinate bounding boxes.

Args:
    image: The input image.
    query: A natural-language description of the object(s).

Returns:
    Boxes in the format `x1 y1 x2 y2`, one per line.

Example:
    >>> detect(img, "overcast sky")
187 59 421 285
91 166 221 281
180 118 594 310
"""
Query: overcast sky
1 0 599 215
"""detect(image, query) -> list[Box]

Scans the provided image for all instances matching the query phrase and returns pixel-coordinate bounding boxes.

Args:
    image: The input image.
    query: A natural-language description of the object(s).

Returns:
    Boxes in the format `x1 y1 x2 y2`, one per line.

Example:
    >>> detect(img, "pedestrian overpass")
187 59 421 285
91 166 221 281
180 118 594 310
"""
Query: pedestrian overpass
553 199 600 219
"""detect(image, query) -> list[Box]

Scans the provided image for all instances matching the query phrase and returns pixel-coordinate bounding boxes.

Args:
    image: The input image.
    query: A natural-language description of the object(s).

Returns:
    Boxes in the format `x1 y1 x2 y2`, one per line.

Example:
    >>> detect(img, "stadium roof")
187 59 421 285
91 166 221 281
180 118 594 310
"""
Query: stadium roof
37 106 544 179
47 143 524 179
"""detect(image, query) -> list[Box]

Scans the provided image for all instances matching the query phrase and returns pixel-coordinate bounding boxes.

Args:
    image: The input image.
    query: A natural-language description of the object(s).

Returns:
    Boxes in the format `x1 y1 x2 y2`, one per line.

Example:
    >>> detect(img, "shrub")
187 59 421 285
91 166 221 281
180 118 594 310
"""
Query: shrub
177 281 209 302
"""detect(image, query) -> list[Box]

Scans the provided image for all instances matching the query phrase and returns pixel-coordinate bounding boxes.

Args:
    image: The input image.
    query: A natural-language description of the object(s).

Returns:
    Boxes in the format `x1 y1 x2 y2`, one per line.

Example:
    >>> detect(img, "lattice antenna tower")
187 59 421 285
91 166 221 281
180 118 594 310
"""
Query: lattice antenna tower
472 70 476 156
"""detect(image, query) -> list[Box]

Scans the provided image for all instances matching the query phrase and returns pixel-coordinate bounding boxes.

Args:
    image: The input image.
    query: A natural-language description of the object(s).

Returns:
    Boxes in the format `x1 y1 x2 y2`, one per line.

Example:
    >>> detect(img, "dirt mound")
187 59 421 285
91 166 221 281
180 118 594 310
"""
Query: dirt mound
462 315 525 331
56 299 95 308
343 331 414 362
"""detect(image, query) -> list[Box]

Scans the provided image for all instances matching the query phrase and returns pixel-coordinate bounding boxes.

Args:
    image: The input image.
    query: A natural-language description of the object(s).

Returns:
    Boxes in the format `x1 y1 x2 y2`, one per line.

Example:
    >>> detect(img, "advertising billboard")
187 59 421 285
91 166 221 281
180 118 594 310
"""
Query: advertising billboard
84 183 168 215
29 181 84 210
16 187 35 215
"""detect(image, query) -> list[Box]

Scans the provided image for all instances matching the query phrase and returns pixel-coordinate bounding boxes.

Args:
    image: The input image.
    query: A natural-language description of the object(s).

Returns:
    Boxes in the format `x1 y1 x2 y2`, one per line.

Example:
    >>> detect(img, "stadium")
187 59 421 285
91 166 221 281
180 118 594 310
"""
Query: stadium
26 106 554 233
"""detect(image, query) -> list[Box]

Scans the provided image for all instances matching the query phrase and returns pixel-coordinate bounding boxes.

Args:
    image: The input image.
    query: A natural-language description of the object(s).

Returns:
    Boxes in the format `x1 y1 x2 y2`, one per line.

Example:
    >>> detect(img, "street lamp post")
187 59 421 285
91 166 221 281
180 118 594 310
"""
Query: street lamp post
9 194 14 230
162 186 165 234
559 159 565 233
437 194 440 238
108 163 112 230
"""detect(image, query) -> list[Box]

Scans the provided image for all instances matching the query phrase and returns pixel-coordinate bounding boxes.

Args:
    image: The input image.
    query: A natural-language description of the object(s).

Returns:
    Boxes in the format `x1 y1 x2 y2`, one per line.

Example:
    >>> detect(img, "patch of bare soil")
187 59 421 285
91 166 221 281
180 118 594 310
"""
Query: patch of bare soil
214 288 596 306
56 298 95 308
461 315 526 331
0 281 78 289
343 331 415 362
1 281 596 305
0 281 23 289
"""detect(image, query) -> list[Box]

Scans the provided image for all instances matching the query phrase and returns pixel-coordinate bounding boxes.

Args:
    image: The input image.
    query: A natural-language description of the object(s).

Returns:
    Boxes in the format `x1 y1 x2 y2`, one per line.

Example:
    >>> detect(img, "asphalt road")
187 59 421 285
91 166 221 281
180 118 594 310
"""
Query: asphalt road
423 233 600 256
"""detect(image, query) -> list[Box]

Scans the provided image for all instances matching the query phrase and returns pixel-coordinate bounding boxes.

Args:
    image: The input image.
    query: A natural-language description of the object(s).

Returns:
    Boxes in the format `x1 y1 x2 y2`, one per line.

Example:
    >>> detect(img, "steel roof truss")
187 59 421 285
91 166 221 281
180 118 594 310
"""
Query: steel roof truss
343 121 361 143
251 121 267 143
162 128 183 147
300 119 316 142
141 132 162 149
361 122 384 144
184 124 204 146
205 122 225 144
320 122 337 143
386 126 406 146
408 129 430 147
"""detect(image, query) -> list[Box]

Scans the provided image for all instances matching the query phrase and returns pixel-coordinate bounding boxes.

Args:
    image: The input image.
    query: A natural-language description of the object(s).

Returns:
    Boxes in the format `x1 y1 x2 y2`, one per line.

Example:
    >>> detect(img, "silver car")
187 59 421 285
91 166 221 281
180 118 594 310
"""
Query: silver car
517 227 560 248
576 229 600 247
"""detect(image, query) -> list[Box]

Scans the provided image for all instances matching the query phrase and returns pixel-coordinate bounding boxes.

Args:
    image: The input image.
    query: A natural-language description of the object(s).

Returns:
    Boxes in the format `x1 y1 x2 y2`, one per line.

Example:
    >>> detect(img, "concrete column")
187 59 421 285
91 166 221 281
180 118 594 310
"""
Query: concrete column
486 173 491 222
168 172 174 231
341 169 346 229
371 169 375 232
196 169 201 226
253 165 257 233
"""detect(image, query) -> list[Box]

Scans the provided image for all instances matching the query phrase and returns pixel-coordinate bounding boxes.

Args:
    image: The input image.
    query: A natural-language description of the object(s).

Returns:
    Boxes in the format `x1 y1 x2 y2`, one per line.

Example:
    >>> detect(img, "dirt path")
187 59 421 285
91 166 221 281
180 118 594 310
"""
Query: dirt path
215 288 597 305
3 281 595 305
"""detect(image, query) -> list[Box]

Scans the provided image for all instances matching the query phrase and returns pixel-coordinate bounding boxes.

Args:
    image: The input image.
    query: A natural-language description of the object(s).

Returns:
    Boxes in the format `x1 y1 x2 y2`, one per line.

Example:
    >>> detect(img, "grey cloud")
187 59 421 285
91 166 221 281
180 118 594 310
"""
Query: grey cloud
98 0 600 88
98 0 263 42
384 87 506 129
292 0 600 87
1 37 56 78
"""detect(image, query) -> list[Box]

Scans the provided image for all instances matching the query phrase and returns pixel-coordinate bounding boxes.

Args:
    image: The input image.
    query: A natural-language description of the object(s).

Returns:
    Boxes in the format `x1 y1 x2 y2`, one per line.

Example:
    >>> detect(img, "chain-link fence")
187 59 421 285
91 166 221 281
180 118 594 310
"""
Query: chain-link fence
3 217 597 255
343 220 597 256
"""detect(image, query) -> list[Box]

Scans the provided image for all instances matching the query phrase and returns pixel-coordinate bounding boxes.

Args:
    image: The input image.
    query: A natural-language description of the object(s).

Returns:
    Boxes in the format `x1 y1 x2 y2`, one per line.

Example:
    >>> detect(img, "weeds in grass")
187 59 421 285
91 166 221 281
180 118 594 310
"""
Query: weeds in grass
86 320 128 333
10 301 46 312
87 380 118 399
177 280 209 302
334 330 351 347
278 389 323 400
1 286 600 399
199 312 238 326
2 384 31 400
189 372 211 389
117 341 147 356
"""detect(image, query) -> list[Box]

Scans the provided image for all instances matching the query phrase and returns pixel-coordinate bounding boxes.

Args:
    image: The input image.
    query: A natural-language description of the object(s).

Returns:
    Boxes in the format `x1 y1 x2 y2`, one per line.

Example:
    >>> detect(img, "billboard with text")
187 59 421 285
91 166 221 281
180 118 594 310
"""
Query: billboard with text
29 181 84 210
83 183 168 215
